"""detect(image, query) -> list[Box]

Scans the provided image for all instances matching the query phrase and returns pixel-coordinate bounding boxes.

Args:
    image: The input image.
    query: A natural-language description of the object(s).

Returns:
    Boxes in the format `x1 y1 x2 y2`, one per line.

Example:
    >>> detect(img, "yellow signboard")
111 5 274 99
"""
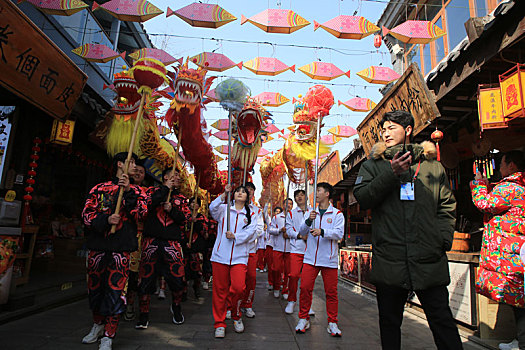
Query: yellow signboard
477 86 507 131
50 119 75 145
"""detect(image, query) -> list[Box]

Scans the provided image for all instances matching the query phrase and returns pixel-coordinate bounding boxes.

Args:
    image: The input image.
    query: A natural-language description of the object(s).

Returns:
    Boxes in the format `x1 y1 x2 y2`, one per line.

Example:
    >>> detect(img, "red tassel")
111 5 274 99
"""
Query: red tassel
436 142 440 162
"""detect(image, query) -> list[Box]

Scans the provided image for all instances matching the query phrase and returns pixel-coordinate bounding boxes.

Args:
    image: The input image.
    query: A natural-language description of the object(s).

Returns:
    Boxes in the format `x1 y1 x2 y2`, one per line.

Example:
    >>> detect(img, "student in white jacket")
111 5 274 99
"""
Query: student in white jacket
295 182 344 337
269 199 293 299
265 206 276 290
210 184 257 338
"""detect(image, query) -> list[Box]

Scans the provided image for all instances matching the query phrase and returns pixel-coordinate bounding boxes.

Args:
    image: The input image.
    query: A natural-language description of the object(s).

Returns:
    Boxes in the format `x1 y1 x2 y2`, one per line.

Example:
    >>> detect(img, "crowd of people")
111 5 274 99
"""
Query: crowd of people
80 110 525 350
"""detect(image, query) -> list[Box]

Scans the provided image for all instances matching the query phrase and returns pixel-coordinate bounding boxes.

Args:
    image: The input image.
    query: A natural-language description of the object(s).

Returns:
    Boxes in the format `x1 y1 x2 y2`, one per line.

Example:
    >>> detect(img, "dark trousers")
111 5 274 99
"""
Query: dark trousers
376 284 462 350
513 306 525 349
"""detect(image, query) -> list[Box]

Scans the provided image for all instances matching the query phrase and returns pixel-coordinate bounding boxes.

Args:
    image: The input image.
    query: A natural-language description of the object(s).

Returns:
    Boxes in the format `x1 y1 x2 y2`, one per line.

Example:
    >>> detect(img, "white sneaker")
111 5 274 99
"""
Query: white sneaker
327 322 342 337
244 308 256 318
215 327 225 338
256 268 261 272
225 310 231 319
499 339 519 350
158 289 166 300
233 319 244 333
263 268 267 272
282 293 288 300
273 290 280 298
295 318 310 334
202 282 209 290
82 323 104 344
309 308 316 316
99 336 112 350
285 301 295 314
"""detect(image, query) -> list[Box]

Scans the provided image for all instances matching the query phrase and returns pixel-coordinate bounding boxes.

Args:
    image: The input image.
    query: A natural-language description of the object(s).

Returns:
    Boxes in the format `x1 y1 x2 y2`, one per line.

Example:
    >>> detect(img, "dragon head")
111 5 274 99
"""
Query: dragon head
170 58 213 114
292 85 334 142
111 69 141 116
235 97 266 147
292 96 316 142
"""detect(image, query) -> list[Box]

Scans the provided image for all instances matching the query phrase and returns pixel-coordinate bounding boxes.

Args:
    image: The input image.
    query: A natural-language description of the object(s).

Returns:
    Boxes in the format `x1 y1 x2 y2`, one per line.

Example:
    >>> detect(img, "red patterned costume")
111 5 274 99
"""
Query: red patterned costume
82 178 148 339
183 212 208 298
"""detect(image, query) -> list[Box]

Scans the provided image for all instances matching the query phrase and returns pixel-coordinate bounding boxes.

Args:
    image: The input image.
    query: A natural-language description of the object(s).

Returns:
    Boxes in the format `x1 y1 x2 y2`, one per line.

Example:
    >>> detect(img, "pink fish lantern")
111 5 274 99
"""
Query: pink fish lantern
264 124 282 134
261 134 274 143
279 133 290 140
166 2 236 28
158 125 171 136
356 66 401 84
24 0 88 16
383 20 445 45
256 157 265 165
241 9 310 34
205 89 220 102
190 52 242 72
243 57 295 76
72 44 125 63
214 154 225 162
212 130 229 141
327 126 357 138
211 119 229 131
129 48 181 65
254 92 290 107
321 134 342 145
314 15 379 39
338 98 377 112
92 0 163 22
258 148 270 157
214 145 229 155
299 62 350 81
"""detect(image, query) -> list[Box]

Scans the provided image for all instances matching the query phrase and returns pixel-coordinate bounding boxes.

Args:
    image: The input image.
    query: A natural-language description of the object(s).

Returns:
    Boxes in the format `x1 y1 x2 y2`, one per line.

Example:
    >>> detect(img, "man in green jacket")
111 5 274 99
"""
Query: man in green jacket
354 110 462 350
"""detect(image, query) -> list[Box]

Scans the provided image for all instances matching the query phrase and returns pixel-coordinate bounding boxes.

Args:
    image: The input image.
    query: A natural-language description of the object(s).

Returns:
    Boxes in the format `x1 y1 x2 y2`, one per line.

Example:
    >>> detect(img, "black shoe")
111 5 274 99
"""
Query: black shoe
135 313 149 330
171 304 184 325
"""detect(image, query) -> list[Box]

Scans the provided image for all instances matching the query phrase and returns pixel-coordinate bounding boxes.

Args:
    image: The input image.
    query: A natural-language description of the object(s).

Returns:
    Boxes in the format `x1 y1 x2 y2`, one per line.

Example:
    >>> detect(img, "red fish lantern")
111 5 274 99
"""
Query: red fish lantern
431 129 444 162
374 34 382 48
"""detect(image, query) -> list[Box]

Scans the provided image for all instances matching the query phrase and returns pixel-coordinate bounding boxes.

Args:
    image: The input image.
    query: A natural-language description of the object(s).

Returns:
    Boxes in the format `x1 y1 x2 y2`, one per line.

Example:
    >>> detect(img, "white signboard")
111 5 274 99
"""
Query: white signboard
0 107 14 183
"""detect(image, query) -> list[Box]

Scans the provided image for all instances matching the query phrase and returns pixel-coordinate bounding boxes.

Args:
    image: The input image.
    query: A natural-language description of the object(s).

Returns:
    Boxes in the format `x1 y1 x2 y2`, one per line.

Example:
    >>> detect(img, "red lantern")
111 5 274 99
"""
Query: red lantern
374 34 382 49
130 58 168 94
23 195 32 201
431 129 444 162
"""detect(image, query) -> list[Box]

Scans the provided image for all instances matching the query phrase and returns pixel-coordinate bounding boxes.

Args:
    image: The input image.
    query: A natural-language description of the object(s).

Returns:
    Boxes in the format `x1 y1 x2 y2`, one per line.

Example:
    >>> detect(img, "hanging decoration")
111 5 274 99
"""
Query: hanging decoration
50 119 75 145
158 125 170 136
313 15 379 39
243 57 295 76
431 128 443 162
190 52 242 72
212 130 229 140
214 154 224 162
22 137 42 227
258 148 270 157
214 145 229 155
166 2 236 28
356 66 401 84
328 125 357 138
254 92 290 107
261 134 274 143
72 44 125 63
92 0 163 22
129 48 181 65
298 62 350 81
211 119 229 130
279 133 290 140
241 9 310 34
382 20 445 45
374 34 382 48
338 97 377 112
205 89 220 102
473 153 496 180
264 124 282 134
477 84 507 131
24 0 88 15
447 168 460 191
320 134 342 145
499 63 525 120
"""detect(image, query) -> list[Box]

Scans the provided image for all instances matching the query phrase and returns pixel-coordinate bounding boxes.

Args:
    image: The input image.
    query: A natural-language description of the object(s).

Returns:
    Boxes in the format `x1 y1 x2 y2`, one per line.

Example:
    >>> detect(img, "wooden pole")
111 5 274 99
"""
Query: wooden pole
226 110 233 231
304 160 309 207
311 114 322 229
188 172 201 249
110 92 147 233
242 166 247 187
167 125 182 203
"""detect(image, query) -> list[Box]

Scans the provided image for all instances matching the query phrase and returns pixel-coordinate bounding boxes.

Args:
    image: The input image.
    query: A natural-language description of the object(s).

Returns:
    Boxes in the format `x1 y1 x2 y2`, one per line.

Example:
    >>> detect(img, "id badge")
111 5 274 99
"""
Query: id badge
400 182 415 201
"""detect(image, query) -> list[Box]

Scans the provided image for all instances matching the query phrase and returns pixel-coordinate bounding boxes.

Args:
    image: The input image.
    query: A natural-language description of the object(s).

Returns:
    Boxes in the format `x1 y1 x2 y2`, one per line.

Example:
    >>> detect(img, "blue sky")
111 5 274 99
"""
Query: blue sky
143 0 390 199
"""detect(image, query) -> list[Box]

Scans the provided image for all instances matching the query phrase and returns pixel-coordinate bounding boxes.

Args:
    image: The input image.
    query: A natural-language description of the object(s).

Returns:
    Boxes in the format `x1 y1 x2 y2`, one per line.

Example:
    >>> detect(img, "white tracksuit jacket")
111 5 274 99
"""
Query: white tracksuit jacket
249 204 264 254
210 196 258 266
269 212 291 253
299 204 345 268
285 206 309 255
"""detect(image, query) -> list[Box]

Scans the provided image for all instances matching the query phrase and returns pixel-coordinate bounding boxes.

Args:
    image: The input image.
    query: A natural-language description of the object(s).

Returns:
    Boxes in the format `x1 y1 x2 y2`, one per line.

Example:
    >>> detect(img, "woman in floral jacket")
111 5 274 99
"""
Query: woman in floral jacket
471 150 525 350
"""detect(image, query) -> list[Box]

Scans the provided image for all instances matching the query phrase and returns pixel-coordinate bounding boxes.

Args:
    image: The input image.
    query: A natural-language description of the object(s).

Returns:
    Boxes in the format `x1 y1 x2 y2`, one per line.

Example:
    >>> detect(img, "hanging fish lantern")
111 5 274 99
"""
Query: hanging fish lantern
129 48 181 65
211 119 229 130
328 126 357 138
356 66 401 84
338 98 377 112
205 89 220 102
261 134 274 143
299 62 350 81
264 124 282 134
254 92 290 107
92 0 163 22
214 145 229 155
190 52 242 72
241 9 310 34
321 134 342 145
258 148 270 157
72 44 125 63
314 15 379 39
212 130 229 141
383 20 445 45
243 57 295 76
23 0 88 16
166 2 236 28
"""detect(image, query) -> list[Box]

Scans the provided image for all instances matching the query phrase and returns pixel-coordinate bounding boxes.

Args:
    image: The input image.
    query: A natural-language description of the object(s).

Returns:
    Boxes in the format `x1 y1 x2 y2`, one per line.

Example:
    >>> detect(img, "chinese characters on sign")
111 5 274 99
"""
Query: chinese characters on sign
50 119 75 145
499 63 525 120
357 64 441 156
0 0 87 120
477 86 507 131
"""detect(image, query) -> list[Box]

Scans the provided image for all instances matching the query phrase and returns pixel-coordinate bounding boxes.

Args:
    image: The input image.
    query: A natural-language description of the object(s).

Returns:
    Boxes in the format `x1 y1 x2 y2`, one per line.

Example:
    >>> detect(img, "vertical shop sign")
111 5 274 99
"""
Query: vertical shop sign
477 85 507 131
0 106 13 181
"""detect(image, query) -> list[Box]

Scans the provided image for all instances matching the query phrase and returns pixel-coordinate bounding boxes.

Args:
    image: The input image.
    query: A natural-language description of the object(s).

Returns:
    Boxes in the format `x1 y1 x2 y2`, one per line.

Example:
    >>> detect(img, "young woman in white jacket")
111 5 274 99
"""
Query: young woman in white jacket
209 184 257 338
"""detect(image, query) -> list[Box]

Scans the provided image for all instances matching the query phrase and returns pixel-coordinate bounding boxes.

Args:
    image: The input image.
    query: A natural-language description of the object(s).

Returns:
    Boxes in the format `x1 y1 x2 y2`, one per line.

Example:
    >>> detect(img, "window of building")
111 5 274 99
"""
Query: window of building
445 0 472 50
423 43 432 75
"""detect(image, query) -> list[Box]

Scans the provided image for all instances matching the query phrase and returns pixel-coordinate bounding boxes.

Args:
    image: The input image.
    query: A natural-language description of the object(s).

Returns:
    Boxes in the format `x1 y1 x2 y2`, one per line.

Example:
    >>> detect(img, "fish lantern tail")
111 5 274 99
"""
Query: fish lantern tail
382 26 390 37
313 21 320 31
241 15 248 25
166 7 175 17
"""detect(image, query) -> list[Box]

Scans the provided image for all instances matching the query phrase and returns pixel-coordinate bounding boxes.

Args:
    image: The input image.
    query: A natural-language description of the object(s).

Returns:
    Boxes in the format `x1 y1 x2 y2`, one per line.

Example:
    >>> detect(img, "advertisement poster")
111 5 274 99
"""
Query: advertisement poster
340 250 359 283
359 252 375 291
0 106 14 182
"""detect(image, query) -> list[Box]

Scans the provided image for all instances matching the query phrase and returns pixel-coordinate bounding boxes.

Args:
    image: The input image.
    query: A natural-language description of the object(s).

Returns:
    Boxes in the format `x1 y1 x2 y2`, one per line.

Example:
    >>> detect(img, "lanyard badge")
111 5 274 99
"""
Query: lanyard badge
400 161 421 201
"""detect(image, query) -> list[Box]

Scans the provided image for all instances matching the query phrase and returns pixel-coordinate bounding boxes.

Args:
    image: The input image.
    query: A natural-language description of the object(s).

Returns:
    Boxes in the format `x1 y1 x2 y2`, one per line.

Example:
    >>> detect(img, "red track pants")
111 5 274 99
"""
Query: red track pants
256 248 266 270
272 251 290 294
298 263 338 323
212 262 247 328
287 253 304 303
241 253 257 309
266 246 274 287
